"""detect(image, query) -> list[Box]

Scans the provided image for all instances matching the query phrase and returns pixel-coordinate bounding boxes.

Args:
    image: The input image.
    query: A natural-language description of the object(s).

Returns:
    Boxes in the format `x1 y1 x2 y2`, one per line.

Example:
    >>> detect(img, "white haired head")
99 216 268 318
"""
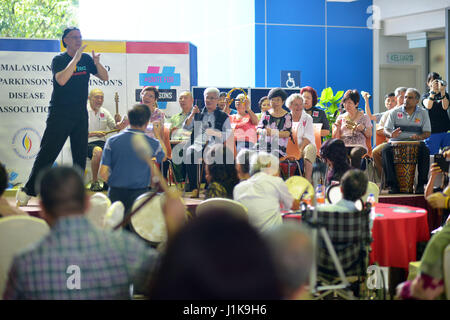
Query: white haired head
250 151 280 176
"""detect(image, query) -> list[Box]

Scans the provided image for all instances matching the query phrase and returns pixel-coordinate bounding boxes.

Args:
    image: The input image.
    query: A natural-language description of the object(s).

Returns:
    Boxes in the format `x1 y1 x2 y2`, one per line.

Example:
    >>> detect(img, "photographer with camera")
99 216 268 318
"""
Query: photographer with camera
422 72 450 155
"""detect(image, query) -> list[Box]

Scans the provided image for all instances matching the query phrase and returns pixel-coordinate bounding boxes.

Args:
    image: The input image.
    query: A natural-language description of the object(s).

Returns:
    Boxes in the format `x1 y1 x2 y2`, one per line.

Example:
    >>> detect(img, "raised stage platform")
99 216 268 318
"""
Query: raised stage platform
4 189 444 233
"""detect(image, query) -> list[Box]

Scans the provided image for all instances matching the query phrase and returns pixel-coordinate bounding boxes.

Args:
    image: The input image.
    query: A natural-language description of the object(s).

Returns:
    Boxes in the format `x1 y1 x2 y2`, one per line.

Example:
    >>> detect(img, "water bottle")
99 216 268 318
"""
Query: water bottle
315 184 325 206
367 193 376 208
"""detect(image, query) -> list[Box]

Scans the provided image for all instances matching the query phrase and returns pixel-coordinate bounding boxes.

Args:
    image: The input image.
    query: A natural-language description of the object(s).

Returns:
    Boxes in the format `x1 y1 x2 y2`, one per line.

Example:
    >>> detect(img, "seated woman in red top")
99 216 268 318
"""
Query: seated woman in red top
229 93 259 153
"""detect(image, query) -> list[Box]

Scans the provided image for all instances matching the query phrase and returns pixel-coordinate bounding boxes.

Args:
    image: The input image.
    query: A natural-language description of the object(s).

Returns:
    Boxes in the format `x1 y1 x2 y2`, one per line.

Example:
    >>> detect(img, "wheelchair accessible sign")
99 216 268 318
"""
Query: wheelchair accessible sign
281 70 301 89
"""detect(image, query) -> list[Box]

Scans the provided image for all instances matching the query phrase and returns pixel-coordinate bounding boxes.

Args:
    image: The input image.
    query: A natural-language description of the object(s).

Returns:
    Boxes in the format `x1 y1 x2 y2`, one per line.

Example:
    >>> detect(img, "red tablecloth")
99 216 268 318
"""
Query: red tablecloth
369 203 429 269
282 202 430 270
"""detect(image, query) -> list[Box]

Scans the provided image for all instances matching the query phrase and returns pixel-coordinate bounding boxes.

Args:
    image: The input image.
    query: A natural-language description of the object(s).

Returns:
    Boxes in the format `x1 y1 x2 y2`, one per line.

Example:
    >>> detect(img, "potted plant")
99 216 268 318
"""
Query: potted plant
316 87 344 140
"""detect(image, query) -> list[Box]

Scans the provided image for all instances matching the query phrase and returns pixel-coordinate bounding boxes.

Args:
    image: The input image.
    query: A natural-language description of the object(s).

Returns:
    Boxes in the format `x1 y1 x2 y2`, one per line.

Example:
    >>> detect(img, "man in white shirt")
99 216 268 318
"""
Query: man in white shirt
233 152 295 233
87 89 127 191
286 93 316 181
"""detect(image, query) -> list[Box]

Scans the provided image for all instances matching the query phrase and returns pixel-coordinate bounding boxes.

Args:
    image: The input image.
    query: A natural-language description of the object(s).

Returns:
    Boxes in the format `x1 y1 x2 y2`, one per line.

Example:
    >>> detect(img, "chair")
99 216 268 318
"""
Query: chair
86 192 111 229
362 181 380 203
0 216 50 298
285 176 315 201
195 198 248 219
303 206 372 299
326 184 364 211
444 244 450 299
104 201 125 230
313 123 322 156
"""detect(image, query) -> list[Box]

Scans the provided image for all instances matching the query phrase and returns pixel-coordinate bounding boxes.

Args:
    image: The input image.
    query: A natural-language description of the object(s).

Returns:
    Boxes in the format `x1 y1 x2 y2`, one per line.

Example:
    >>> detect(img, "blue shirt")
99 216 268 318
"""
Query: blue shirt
101 128 165 189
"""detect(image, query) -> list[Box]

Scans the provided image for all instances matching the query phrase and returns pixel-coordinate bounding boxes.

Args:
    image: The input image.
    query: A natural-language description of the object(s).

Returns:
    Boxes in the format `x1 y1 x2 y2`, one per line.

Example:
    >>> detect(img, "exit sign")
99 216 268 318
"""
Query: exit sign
386 52 415 65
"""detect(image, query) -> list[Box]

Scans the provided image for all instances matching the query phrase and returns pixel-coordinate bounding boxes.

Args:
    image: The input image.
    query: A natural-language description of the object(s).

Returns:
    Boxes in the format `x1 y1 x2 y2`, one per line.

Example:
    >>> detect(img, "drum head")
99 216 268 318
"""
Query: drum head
285 176 314 200
131 193 167 244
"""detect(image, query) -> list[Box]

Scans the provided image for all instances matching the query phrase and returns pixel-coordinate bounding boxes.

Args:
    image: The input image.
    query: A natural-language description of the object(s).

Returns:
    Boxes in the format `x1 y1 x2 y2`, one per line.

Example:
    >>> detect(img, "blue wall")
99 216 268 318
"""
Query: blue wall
255 0 373 103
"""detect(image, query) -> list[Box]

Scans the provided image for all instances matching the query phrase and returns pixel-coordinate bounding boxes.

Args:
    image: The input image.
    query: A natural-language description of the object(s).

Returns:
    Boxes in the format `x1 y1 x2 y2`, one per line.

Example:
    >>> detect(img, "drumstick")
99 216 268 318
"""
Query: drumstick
104 128 120 135
113 190 160 230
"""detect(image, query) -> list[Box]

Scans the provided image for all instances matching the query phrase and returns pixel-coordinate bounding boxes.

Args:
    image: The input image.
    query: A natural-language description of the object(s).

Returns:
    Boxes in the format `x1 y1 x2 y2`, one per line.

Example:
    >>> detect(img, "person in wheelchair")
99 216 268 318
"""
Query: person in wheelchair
314 169 372 278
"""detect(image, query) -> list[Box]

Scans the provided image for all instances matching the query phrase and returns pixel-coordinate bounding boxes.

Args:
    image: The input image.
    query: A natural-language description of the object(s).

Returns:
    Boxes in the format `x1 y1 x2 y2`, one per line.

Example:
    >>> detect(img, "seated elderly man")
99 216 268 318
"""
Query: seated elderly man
285 93 316 181
382 88 431 194
233 152 297 233
87 89 127 191
182 87 232 195
163 91 194 184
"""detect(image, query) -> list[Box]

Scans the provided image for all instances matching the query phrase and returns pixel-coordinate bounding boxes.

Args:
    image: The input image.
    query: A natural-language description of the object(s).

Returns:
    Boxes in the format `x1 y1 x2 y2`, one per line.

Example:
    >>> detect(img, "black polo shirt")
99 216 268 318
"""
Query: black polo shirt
421 92 450 134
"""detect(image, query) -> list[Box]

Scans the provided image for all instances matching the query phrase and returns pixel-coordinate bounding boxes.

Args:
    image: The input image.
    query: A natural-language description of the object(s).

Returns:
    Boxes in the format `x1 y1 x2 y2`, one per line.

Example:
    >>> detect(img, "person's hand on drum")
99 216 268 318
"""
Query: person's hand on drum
391 127 402 139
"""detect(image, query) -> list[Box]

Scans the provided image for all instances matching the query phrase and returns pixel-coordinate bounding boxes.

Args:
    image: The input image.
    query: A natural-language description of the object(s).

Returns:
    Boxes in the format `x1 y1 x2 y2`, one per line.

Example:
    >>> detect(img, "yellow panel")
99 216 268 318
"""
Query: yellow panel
59 40 126 53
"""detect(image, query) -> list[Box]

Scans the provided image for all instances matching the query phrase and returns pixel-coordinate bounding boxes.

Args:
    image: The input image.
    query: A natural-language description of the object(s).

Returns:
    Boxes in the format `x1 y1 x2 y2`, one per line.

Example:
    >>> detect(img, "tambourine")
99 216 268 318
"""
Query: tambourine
226 88 248 107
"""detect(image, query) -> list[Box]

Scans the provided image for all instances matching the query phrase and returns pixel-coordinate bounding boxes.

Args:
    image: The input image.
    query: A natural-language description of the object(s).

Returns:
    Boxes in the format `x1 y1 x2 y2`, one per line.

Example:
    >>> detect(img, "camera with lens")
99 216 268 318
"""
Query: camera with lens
439 79 447 87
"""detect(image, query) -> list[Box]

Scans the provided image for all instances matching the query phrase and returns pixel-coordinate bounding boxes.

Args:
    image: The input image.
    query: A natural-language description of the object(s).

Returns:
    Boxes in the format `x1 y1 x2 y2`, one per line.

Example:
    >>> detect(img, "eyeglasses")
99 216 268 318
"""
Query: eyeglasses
66 36 82 40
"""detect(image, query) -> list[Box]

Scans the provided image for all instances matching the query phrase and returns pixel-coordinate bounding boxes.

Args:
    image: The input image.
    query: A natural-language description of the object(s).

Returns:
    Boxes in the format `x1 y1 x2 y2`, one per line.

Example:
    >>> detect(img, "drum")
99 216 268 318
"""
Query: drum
391 141 420 193
130 192 167 246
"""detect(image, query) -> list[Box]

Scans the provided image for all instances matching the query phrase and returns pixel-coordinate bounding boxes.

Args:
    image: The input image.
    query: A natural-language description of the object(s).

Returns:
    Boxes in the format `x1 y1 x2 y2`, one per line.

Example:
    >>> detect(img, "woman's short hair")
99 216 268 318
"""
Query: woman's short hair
268 88 287 102
141 86 159 100
286 93 303 108
250 152 279 176
300 86 318 107
342 89 360 106
258 96 268 108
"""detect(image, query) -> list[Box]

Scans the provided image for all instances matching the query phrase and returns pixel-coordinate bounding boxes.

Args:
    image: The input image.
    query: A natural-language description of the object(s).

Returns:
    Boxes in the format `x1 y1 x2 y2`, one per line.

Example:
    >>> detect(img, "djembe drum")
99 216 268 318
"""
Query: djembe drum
391 141 420 193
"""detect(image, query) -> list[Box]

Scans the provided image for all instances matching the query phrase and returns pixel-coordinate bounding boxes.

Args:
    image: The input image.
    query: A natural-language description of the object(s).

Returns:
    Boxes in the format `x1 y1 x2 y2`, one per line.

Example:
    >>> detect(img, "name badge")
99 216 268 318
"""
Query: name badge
313 111 319 117
397 112 403 119
303 120 307 127
414 118 421 123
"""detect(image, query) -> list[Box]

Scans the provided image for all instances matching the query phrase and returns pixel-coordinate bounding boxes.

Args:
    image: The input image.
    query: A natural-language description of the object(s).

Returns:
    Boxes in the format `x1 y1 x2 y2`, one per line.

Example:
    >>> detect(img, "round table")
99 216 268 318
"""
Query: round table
369 202 429 269
282 202 430 269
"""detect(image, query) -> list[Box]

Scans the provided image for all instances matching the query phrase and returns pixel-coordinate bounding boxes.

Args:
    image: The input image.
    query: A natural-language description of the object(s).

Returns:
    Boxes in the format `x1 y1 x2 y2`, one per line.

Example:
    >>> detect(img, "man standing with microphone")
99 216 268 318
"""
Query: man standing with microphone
16 27 109 206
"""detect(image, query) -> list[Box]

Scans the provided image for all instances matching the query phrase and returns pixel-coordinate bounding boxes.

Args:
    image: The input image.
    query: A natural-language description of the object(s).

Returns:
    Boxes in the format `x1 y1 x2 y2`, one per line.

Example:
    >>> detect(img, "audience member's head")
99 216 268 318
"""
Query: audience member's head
320 138 351 185
0 162 8 197
384 92 396 110
218 92 228 110
178 91 194 114
405 88 421 107
204 145 239 198
268 88 287 103
236 149 254 180
88 88 104 111
394 87 407 106
128 103 151 128
300 86 318 109
258 96 270 113
340 169 368 202
37 166 87 225
265 222 313 299
250 151 280 176
148 211 282 299
341 89 360 109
